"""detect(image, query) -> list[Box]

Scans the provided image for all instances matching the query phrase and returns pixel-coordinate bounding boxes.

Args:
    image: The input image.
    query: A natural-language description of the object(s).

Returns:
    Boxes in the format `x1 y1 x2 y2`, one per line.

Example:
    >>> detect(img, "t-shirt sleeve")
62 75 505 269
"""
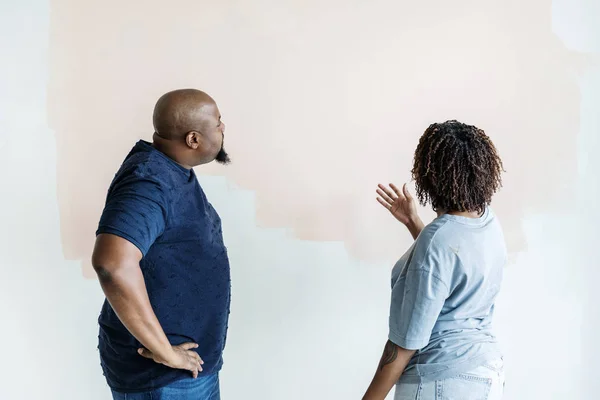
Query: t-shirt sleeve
96 177 168 256
388 250 450 350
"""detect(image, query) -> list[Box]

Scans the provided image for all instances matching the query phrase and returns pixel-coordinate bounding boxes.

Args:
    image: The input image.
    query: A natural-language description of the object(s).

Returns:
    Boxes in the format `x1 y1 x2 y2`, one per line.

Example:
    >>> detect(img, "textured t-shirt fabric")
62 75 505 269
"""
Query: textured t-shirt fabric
96 140 231 392
389 207 506 383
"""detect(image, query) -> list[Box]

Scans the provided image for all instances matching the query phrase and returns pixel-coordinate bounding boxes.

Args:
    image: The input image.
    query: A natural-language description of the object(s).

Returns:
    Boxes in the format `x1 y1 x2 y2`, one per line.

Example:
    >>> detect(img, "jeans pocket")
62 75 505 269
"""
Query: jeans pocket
439 374 492 400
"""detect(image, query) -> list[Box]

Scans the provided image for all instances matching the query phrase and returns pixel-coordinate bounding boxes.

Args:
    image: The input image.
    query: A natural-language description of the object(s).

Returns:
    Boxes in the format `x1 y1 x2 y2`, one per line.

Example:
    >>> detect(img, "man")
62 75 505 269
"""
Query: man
92 89 231 400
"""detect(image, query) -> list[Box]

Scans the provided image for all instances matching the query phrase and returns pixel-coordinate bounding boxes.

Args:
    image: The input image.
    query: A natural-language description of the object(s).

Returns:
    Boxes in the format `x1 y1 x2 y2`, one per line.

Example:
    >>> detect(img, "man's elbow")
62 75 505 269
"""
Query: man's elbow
92 253 137 285
92 234 142 284
91 251 120 283
92 263 114 282
94 265 112 282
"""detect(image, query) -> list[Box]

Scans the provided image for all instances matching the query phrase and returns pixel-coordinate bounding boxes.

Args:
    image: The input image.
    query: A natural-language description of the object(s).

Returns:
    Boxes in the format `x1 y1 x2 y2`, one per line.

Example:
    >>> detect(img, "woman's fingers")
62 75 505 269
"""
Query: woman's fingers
376 188 395 206
402 183 413 201
377 184 397 201
389 183 405 201
377 197 391 210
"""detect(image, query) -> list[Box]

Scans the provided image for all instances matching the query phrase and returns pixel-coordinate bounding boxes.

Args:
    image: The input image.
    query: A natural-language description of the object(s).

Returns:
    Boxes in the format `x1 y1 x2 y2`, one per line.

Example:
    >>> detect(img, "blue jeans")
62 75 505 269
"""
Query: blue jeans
111 373 220 400
394 359 505 400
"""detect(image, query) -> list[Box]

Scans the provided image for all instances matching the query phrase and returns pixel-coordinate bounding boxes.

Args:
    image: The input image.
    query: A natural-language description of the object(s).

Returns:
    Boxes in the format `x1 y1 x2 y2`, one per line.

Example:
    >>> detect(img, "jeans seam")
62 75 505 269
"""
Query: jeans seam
482 365 503 373
484 377 492 399
453 373 494 383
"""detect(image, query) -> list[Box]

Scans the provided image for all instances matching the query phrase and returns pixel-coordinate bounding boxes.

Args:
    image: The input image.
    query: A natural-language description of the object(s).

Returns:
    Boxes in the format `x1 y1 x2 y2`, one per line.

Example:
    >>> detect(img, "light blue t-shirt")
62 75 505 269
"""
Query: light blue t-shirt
389 207 506 383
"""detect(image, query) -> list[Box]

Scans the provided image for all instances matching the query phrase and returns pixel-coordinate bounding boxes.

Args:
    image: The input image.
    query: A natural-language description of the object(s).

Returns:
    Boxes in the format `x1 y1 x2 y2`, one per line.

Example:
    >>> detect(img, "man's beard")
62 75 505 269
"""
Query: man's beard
215 146 231 165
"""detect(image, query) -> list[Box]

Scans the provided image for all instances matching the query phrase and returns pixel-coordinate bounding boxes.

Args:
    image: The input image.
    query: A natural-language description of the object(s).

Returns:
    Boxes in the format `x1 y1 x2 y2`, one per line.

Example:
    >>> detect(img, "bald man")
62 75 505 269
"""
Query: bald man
92 89 231 399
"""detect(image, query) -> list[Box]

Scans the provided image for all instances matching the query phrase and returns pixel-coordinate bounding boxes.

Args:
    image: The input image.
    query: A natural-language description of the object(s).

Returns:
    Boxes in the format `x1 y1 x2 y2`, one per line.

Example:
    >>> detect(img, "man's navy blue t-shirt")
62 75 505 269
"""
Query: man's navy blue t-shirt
96 140 231 393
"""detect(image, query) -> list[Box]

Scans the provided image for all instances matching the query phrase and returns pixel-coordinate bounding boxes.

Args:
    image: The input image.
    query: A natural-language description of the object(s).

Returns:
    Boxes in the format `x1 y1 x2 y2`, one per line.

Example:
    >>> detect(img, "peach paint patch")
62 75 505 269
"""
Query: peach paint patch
48 0 581 276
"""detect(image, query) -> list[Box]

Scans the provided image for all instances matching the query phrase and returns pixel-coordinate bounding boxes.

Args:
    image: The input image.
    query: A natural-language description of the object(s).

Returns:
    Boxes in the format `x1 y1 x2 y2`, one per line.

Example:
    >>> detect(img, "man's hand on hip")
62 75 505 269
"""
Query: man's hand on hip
138 342 204 378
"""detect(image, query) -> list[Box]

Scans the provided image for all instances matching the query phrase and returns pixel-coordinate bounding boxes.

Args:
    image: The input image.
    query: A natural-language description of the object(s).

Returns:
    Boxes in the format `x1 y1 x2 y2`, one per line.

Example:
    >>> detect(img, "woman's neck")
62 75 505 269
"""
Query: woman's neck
437 209 484 219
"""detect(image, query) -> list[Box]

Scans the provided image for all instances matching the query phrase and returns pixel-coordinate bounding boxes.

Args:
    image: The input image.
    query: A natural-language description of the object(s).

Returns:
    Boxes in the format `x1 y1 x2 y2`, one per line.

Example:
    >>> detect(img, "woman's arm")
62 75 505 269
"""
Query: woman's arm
404 217 424 241
362 340 415 400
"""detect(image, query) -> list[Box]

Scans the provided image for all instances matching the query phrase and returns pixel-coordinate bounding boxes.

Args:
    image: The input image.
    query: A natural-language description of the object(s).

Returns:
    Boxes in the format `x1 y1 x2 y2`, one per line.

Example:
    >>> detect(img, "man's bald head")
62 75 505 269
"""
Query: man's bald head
151 89 230 167
153 89 217 139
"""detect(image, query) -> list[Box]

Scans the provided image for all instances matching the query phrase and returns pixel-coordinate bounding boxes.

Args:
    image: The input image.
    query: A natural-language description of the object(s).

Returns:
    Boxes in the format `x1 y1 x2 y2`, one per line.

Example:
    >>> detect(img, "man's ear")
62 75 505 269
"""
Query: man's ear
185 131 201 149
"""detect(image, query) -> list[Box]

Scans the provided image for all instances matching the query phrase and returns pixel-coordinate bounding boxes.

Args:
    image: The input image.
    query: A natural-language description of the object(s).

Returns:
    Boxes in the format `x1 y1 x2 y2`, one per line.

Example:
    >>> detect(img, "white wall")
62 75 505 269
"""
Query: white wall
1 0 598 399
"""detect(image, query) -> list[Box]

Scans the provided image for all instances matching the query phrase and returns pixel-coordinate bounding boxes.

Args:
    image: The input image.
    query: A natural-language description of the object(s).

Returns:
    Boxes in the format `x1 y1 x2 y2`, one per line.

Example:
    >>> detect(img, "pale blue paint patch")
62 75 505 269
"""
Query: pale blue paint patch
552 0 600 53
552 1 600 397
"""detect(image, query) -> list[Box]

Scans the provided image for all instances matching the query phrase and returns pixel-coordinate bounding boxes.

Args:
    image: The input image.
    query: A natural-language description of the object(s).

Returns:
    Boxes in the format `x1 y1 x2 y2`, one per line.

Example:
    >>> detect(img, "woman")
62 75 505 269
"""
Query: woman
363 120 507 400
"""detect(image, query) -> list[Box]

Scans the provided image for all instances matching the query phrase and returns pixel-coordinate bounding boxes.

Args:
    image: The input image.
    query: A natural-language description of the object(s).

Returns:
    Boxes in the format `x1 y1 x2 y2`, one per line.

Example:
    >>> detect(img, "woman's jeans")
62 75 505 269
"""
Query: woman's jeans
394 359 505 400
111 373 220 400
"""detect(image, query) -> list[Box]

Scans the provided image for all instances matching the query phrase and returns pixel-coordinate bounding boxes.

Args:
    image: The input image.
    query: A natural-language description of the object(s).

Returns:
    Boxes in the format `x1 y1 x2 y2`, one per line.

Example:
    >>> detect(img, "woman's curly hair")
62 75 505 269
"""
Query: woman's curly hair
411 120 504 214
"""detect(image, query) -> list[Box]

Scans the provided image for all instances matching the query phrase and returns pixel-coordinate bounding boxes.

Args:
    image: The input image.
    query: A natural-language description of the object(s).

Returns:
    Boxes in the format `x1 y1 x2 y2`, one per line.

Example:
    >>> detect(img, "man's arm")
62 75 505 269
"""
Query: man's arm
92 233 203 377
362 340 415 400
